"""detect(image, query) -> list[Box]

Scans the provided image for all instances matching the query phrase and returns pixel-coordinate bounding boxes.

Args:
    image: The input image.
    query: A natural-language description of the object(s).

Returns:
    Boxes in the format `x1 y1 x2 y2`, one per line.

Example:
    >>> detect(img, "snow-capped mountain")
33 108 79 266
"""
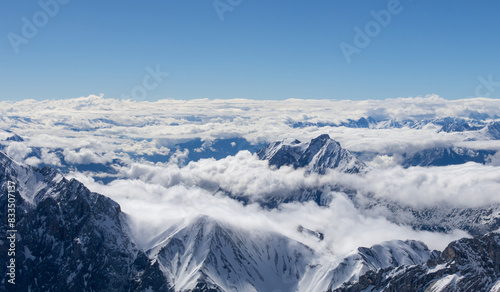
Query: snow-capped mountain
147 216 314 292
2 147 500 292
257 134 366 174
286 115 499 132
300 240 439 292
332 232 500 292
0 152 150 292
435 117 484 133
0 152 315 291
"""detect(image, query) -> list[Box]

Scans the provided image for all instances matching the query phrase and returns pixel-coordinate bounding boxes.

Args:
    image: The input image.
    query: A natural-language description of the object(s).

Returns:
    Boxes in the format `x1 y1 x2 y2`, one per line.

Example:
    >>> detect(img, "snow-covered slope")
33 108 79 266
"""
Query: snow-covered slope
333 232 500 292
147 216 315 292
257 134 366 174
0 151 64 205
2 149 500 292
300 240 438 292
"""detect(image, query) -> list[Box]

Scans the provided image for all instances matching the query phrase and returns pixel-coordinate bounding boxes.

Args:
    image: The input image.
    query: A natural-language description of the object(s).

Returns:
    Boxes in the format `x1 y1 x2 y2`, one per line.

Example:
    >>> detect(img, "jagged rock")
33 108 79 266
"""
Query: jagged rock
0 152 168 292
332 232 500 292
299 240 438 291
257 134 366 174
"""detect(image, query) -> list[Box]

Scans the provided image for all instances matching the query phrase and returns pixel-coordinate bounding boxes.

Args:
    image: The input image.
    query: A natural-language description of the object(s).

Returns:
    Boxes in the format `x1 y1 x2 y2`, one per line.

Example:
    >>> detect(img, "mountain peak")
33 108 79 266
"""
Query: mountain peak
257 135 366 174
150 215 314 292
311 134 331 143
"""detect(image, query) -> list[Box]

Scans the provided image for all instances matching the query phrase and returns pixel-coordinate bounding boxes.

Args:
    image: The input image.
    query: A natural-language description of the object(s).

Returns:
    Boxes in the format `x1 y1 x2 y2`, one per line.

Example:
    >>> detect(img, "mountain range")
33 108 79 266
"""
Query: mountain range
1 134 500 291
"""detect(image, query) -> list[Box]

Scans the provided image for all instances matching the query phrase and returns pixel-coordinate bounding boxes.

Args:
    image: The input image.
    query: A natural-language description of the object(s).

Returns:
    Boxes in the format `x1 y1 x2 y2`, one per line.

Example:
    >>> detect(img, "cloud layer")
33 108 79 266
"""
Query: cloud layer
1 95 499 258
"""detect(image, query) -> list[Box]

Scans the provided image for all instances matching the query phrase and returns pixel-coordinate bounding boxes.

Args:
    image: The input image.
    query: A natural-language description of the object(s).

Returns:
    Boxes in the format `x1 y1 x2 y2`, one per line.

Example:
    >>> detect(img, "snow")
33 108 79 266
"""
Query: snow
489 279 500 292
1 127 499 292
427 263 447 274
258 135 365 174
427 274 461 292
146 216 315 292
0 153 65 205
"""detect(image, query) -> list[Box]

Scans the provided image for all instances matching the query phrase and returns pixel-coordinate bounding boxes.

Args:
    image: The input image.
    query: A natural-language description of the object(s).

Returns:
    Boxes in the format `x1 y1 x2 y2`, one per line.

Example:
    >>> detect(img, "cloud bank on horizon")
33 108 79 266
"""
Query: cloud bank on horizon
1 94 499 256
1 94 499 159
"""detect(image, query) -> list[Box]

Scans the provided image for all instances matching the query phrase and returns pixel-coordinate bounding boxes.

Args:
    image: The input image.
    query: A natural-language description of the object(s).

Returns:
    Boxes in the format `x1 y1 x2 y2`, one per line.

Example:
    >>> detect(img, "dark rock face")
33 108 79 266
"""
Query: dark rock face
257 134 366 174
0 152 171 292
332 232 500 292
401 147 496 168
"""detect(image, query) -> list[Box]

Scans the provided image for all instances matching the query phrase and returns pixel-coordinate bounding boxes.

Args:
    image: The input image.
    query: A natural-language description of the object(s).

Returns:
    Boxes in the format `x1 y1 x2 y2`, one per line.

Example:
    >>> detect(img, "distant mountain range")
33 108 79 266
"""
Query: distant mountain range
2 134 500 291
2 115 499 185
286 116 500 136
401 147 496 167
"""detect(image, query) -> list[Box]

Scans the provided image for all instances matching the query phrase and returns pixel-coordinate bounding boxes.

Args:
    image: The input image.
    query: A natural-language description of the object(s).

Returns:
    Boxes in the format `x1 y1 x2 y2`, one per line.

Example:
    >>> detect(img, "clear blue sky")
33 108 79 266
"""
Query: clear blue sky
1 0 500 101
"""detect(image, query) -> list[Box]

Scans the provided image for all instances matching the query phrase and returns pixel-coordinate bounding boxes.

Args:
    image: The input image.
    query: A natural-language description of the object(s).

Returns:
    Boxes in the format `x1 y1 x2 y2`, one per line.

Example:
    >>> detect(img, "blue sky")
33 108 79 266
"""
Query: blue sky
1 0 500 101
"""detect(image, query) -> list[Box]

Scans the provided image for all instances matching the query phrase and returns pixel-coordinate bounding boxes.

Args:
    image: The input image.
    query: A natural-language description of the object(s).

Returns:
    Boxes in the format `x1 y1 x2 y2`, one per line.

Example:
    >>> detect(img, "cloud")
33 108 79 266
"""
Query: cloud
0 95 498 179
65 148 493 258
2 94 500 260
40 148 62 166
63 148 114 165
354 163 500 208
5 142 32 162
112 151 500 209
69 170 468 256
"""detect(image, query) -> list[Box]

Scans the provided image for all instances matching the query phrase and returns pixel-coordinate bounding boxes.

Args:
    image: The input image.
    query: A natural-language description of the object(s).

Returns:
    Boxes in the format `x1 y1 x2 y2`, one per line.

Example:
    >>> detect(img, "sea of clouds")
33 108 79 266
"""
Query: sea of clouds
1 94 499 256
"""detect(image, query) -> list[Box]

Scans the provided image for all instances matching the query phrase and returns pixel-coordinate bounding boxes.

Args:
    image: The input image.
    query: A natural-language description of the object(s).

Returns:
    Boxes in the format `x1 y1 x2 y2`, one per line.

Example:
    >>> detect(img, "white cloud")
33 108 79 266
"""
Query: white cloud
69 171 468 256
6 142 31 162
2 95 500 260
41 148 62 166
354 163 500 208
63 148 114 165
112 151 500 209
